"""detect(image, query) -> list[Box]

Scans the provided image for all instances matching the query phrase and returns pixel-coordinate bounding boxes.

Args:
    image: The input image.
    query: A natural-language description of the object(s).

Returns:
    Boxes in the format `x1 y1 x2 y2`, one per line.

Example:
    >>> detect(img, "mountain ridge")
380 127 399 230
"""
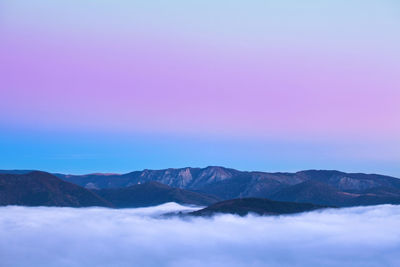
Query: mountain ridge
1 167 400 208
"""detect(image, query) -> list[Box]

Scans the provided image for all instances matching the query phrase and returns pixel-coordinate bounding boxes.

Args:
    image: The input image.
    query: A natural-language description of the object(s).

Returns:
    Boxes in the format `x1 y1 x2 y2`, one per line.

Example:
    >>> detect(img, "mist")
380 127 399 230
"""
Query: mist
0 203 399 267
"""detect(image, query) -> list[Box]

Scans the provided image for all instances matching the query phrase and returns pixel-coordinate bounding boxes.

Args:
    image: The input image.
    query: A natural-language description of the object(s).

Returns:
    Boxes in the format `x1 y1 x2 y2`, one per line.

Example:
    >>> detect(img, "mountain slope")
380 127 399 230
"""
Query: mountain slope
270 180 400 207
0 172 112 207
191 198 328 216
2 167 400 208
55 167 400 204
270 180 353 206
96 181 220 208
56 166 241 190
295 170 400 191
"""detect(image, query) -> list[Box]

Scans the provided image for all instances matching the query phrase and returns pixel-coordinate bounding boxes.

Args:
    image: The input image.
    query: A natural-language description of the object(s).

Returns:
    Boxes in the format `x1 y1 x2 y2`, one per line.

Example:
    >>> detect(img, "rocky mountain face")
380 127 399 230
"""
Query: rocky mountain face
54 167 400 207
54 166 240 190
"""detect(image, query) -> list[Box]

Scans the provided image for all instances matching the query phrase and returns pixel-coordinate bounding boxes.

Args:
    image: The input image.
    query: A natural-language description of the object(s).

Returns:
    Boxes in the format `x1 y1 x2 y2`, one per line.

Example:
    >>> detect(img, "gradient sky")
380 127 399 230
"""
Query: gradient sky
1 0 399 175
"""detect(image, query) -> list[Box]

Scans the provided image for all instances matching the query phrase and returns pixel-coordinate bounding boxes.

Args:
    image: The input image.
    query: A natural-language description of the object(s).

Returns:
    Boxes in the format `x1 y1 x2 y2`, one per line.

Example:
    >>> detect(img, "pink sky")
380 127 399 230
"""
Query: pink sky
2 31 399 140
1 0 399 174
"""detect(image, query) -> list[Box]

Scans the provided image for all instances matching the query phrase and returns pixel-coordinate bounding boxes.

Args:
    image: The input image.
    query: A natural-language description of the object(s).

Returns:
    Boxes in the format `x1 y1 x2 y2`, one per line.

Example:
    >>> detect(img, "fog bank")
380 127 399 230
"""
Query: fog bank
0 203 399 267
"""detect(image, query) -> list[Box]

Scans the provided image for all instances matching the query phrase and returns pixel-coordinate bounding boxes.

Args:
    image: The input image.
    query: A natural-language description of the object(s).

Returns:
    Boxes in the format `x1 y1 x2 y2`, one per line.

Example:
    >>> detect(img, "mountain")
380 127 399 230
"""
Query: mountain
0 171 112 207
96 181 220 208
270 180 353 206
55 166 242 190
345 187 400 206
54 166 301 198
53 173 125 189
54 167 400 193
190 198 328 216
0 170 36 175
0 171 219 208
269 176 400 207
2 167 400 208
295 170 400 191
53 167 400 206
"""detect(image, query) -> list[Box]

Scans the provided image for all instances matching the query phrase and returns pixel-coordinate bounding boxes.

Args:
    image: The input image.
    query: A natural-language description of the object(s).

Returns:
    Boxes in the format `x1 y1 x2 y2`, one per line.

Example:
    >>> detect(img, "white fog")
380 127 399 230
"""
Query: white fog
0 203 399 267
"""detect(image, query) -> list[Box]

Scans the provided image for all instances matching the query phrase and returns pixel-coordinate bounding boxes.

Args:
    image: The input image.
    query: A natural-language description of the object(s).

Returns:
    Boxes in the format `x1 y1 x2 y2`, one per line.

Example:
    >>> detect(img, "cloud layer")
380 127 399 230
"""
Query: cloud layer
1 203 399 267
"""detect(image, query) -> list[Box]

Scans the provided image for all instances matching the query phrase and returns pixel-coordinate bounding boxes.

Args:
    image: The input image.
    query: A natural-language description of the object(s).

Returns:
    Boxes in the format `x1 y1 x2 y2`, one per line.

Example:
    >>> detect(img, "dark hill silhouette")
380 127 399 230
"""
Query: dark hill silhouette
191 198 328 216
0 172 112 207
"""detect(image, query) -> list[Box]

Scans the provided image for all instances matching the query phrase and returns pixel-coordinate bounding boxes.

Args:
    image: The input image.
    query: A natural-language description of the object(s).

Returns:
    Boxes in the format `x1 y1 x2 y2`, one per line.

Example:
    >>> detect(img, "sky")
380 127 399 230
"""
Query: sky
1 203 400 266
1 0 399 175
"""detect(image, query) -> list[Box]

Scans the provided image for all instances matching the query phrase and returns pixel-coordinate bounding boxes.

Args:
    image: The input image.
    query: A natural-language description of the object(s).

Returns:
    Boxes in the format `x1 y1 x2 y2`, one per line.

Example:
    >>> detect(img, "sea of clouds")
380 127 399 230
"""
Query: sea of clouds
0 203 399 267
